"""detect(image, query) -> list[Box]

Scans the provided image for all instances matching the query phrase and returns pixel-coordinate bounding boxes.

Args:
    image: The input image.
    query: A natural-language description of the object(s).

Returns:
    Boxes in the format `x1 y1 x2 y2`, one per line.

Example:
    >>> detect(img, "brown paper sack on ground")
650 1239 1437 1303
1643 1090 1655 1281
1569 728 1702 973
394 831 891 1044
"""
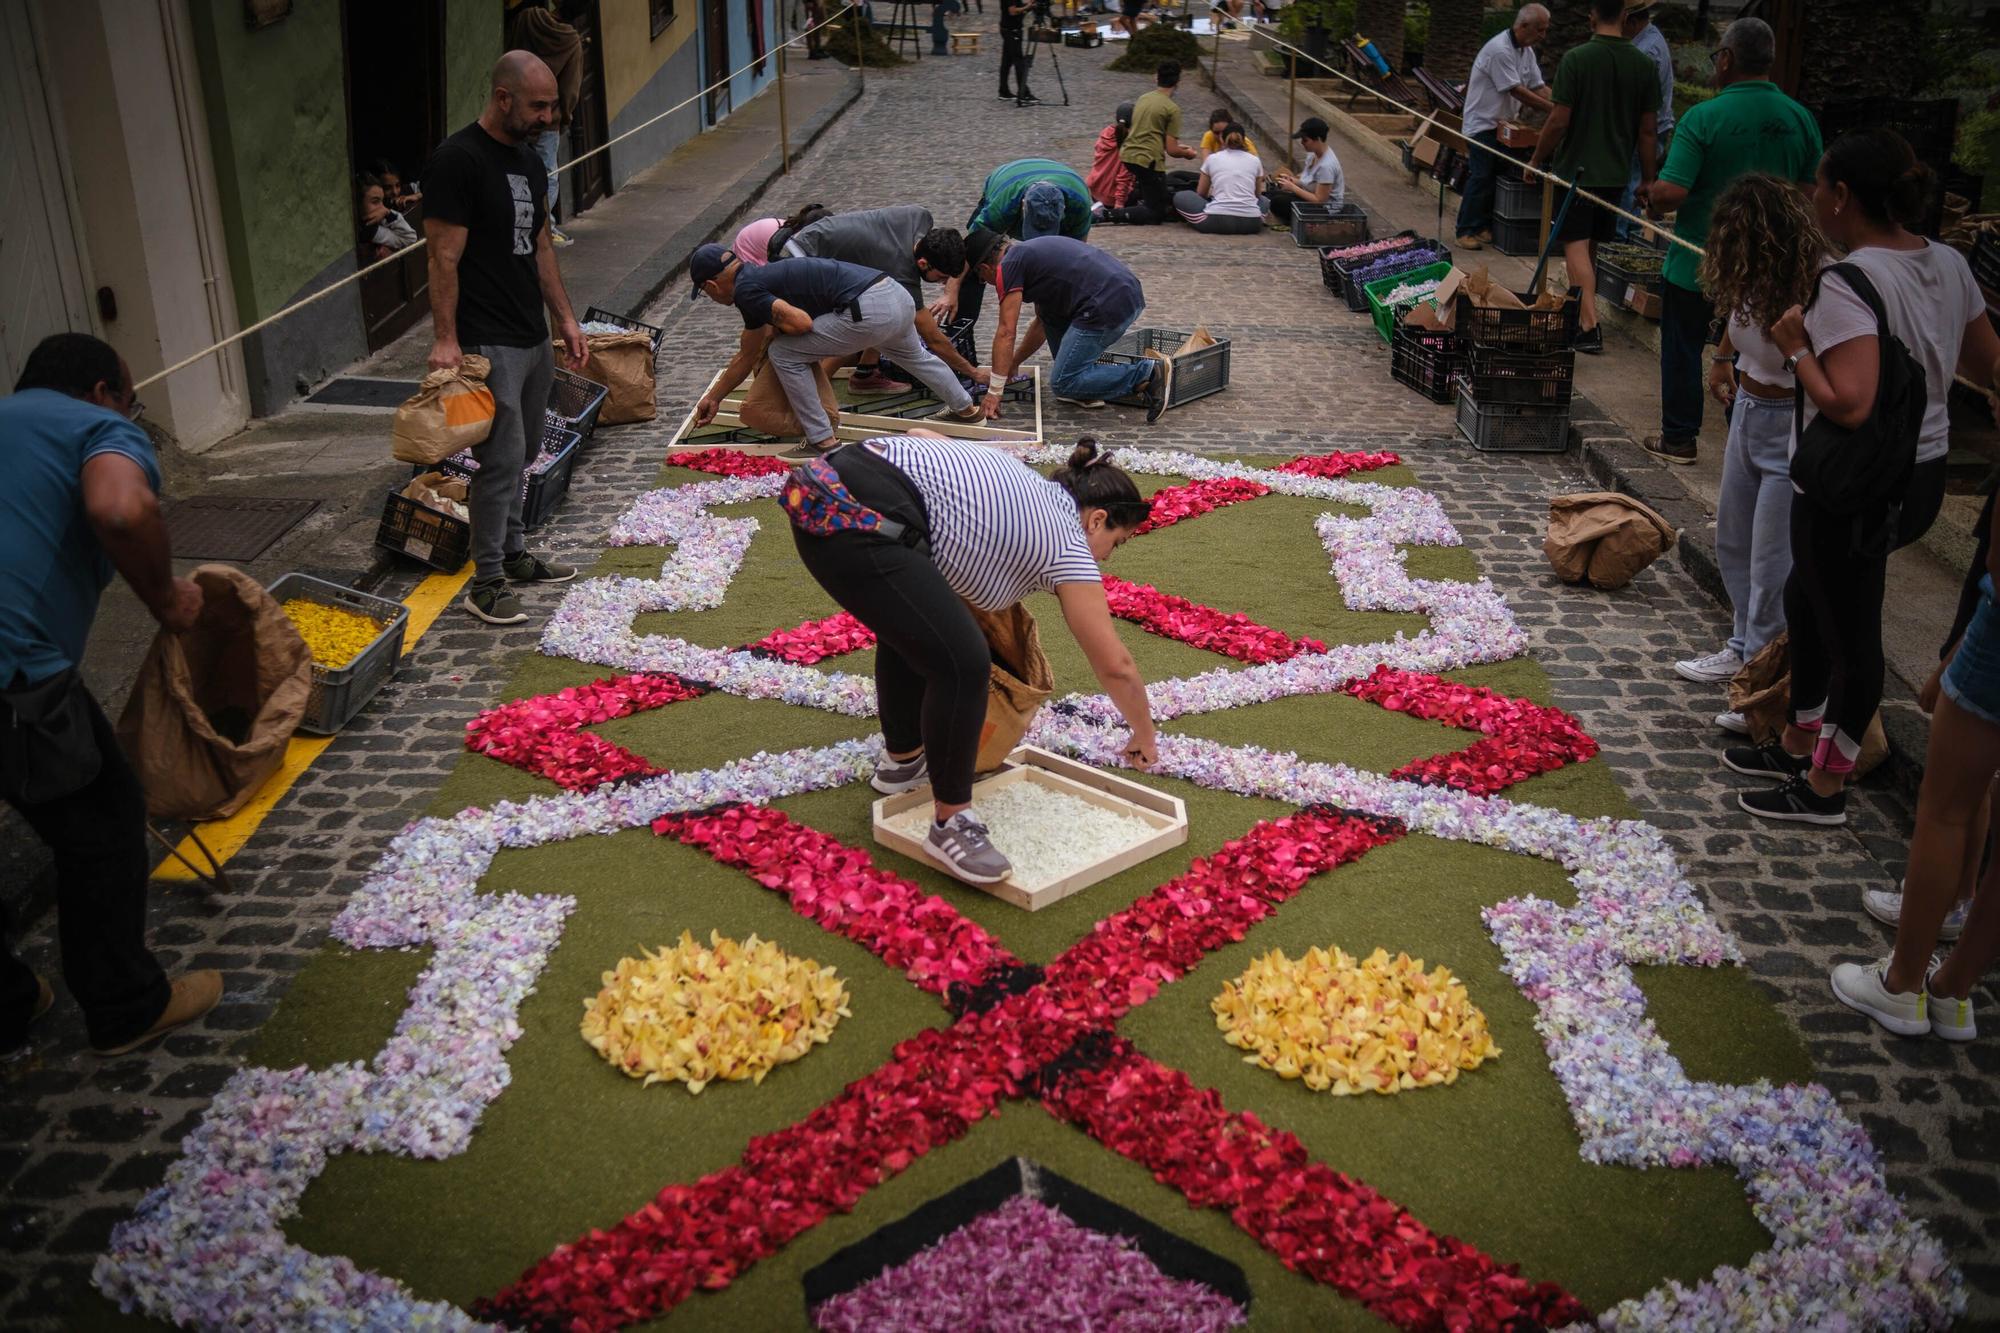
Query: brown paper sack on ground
558 330 656 424
392 354 494 464
1728 632 1890 776
1170 326 1216 358
739 354 842 439
117 565 313 821
964 601 1055 772
1543 492 1677 591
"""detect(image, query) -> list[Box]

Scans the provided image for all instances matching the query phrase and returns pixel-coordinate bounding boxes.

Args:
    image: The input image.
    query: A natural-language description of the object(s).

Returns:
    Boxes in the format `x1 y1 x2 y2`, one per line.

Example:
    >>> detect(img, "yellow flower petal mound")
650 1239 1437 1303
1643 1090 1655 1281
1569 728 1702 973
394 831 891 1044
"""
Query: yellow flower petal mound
580 931 850 1094
281 599 383 670
1213 945 1499 1096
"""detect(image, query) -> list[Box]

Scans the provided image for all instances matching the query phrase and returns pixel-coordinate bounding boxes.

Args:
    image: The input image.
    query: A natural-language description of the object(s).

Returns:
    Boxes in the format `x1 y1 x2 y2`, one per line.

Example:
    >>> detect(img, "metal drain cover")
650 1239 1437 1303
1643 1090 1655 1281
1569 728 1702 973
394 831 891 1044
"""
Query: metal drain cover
305 377 420 408
164 496 319 562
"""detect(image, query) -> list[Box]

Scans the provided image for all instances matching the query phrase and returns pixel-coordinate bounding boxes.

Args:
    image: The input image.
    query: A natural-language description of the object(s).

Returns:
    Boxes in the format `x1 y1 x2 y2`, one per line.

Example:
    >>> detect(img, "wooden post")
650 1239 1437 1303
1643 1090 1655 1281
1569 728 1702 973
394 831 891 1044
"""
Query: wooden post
1287 50 1297 143
1538 175 1555 295
777 40 790 171
853 3 865 92
1210 4 1223 86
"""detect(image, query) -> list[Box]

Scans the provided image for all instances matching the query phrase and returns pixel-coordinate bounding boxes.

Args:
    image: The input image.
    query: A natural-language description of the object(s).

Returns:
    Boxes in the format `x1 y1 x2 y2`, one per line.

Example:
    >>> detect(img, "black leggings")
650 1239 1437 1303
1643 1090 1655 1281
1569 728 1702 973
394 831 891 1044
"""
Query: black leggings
791 446 990 805
1785 457 1947 769
1106 163 1170 225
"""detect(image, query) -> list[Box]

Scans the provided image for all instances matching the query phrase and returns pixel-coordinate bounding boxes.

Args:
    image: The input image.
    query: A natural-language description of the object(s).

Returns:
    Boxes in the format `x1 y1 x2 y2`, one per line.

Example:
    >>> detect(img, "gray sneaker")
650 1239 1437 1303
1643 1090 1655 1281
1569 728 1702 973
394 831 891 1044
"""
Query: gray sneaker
502 551 575 583
924 809 1012 885
463 580 528 625
872 751 930 794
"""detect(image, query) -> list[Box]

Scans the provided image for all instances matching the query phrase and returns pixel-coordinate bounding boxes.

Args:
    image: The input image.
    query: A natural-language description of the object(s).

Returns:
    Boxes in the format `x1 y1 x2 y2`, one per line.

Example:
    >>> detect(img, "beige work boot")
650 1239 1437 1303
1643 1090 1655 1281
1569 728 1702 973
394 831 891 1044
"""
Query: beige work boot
92 970 223 1057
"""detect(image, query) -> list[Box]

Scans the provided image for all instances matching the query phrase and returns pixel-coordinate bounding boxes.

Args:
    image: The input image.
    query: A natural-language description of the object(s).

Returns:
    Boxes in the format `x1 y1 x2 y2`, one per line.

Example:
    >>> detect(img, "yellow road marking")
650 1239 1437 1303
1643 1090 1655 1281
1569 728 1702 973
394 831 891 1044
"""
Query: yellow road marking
153 562 475 881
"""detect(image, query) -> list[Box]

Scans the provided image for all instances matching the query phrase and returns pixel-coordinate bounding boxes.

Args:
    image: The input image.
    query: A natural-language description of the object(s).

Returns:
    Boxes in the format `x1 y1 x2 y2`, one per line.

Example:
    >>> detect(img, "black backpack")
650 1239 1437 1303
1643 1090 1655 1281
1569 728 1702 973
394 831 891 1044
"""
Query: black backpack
1790 262 1928 516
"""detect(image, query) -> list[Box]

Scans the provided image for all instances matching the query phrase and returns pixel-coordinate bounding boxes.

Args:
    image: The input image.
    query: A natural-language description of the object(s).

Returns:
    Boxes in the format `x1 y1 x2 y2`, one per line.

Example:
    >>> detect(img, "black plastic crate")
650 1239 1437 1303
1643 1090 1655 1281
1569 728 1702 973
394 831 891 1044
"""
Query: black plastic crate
1454 384 1570 453
1290 202 1370 249
1490 213 1544 256
548 367 608 442
583 305 666 353
1465 344 1575 407
1495 175 1544 221
1339 244 1447 312
375 489 471 572
1973 231 2000 294
1389 319 1461 404
435 420 583 530
1455 286 1581 353
1596 248 1664 297
1100 328 1231 409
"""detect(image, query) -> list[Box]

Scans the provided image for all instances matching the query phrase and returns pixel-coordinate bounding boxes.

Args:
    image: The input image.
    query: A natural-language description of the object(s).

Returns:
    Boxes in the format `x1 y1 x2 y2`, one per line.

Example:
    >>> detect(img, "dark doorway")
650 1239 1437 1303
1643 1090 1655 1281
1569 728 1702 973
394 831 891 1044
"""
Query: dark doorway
561 0 613 213
341 0 445 350
705 0 732 125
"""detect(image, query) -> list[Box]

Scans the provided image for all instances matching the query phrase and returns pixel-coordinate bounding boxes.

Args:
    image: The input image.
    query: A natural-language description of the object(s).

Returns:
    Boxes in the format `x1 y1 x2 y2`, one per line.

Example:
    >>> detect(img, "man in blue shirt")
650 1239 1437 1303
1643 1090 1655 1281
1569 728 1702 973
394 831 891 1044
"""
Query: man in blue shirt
1616 1 1676 240
967 231 1170 419
689 244 984 456
2 333 222 1059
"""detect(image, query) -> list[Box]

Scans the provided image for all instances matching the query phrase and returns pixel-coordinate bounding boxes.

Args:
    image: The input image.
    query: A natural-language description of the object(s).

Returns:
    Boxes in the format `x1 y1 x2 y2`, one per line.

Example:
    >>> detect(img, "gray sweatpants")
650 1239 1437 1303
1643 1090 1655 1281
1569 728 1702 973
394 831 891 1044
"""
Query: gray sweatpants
467 341 554 585
768 281 969 443
1715 390 1794 661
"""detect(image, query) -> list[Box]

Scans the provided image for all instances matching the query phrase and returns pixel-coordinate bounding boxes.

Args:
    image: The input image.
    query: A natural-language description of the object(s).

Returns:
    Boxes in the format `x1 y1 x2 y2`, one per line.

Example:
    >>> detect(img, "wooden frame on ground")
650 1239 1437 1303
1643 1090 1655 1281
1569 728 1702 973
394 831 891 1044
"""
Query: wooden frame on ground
872 745 1188 911
667 365 1045 453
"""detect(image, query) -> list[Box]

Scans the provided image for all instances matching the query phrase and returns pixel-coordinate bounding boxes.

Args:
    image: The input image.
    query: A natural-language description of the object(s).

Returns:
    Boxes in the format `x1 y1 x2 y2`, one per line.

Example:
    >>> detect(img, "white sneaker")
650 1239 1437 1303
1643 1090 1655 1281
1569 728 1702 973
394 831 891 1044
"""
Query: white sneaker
1055 395 1107 408
1674 647 1743 683
1829 958 1930 1036
1931 990 1977 1041
1861 883 1967 941
1714 710 1750 736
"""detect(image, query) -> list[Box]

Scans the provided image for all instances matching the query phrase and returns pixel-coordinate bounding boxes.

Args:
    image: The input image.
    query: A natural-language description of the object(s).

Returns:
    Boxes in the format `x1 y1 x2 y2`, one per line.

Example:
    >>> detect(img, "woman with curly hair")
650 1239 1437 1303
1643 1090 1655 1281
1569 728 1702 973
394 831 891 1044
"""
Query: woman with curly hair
1673 174 1828 728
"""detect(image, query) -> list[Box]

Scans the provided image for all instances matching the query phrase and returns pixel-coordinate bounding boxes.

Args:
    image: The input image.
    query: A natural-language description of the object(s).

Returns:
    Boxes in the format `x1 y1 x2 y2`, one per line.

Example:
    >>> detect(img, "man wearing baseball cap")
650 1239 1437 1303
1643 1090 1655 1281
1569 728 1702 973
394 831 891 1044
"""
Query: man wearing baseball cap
1263 117 1345 224
686 243 982 456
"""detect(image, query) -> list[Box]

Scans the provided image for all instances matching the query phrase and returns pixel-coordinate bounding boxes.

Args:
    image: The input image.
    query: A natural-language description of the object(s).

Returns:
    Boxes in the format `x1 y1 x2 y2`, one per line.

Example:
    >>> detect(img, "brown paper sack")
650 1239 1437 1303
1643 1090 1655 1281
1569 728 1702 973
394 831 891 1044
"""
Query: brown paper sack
1727 633 1890 777
739 354 842 439
1460 268 1528 310
558 330 657 424
117 565 313 821
1170 326 1217 359
1543 492 1677 591
964 601 1055 772
392 354 495 464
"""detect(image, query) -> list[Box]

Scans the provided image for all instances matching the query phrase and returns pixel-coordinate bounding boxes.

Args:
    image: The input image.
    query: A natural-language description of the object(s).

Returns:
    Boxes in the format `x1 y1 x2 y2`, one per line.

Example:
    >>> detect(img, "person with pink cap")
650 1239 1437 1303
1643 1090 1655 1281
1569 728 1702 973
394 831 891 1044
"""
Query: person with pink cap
733 217 783 267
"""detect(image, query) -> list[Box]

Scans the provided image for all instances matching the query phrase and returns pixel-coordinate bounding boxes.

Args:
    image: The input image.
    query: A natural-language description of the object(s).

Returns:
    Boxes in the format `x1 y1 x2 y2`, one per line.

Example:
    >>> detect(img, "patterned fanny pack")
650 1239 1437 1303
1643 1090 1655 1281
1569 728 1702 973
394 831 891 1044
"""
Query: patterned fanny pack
780 453 928 550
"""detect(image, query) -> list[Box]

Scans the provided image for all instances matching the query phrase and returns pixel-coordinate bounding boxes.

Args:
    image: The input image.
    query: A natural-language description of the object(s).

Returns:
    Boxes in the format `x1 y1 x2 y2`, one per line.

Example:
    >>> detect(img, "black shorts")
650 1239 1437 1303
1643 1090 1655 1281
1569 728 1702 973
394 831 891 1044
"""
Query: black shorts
1553 191 1620 246
1121 0 1145 17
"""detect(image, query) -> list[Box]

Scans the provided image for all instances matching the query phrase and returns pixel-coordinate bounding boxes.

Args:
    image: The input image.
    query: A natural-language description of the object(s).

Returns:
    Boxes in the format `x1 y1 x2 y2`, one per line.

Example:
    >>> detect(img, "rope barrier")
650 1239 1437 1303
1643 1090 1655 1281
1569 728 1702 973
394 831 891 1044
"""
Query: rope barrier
133 4 862 392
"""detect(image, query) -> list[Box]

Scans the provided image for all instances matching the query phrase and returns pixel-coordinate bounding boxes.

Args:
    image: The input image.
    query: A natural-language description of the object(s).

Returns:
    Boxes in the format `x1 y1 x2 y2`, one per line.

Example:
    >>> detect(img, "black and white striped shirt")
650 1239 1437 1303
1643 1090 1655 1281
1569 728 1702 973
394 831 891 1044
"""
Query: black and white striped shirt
865 437 1101 610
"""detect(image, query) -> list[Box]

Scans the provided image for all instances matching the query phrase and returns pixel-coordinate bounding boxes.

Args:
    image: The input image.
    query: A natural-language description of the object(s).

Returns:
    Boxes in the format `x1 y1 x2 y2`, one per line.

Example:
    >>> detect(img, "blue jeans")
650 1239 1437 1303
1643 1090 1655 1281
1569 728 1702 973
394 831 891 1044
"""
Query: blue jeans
1714 391 1793 661
1616 129 1670 240
1044 313 1154 401
1454 128 1503 237
1021 181 1066 238
930 0 957 52
534 129 560 213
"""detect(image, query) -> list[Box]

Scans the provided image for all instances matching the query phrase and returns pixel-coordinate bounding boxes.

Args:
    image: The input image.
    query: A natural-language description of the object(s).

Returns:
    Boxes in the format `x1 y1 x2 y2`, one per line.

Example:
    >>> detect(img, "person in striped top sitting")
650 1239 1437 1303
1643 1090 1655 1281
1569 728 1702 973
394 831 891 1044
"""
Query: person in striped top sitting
788 436 1160 885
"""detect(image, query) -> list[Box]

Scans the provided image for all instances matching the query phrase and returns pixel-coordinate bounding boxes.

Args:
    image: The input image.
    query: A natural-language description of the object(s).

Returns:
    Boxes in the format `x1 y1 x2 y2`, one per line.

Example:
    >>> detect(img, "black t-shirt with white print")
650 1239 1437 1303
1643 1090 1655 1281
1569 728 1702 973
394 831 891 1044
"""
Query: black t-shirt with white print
422 122 549 348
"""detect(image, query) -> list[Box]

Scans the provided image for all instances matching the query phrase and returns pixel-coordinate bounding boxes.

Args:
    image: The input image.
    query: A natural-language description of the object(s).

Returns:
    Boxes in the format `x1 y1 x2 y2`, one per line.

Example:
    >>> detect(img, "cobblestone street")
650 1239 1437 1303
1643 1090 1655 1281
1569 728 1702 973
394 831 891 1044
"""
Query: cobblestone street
3 18 1996 1327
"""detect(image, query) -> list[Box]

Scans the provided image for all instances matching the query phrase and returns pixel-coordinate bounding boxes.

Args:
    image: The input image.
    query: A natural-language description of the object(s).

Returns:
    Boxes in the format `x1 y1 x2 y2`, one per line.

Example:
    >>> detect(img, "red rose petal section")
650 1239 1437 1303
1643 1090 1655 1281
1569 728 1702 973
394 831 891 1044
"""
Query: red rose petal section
664 448 793 477
1132 477 1272 535
1343 665 1599 794
1102 576 1327 665
653 803 1022 1000
1275 450 1402 478
1039 1039 1593 1331
743 610 877 664
463 673 707 789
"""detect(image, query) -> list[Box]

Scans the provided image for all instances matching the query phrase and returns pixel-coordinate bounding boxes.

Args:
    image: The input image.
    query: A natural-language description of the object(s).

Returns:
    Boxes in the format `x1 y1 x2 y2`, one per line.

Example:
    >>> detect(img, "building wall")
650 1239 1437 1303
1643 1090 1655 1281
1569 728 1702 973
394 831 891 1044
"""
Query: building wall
723 0 780 115
600 0 702 189
185 0 499 414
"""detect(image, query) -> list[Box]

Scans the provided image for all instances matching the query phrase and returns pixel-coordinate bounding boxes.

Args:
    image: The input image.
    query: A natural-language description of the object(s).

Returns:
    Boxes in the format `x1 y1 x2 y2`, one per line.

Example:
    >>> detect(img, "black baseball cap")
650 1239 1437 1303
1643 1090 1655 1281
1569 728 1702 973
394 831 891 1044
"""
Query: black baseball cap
963 227 1005 271
687 243 734 299
1293 117 1330 141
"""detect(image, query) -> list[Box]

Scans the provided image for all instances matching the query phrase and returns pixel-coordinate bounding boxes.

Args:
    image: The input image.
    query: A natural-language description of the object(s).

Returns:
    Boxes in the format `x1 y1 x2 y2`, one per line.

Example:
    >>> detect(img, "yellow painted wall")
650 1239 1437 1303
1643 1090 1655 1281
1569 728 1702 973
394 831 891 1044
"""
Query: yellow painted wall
601 0 700 121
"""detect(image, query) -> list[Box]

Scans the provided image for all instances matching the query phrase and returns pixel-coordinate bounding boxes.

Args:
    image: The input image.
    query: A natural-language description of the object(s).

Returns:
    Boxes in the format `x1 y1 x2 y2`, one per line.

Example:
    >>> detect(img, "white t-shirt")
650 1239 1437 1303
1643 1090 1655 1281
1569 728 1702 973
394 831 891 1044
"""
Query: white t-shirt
1201 149 1265 217
1802 242 1984 464
1727 307 1792 388
1461 29 1544 138
1299 147 1345 209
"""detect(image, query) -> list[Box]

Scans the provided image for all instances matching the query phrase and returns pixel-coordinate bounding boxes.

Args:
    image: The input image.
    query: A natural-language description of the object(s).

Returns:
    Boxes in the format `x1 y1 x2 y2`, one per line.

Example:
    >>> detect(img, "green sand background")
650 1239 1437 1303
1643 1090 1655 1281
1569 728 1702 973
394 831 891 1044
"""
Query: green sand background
87 464 1812 1330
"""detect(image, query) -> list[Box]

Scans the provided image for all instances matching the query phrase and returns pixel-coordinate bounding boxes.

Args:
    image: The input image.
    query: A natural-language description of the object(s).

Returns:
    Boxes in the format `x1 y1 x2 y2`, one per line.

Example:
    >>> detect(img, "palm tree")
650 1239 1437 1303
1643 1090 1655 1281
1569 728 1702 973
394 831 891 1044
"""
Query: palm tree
1424 0 1485 84
1355 0 1407 73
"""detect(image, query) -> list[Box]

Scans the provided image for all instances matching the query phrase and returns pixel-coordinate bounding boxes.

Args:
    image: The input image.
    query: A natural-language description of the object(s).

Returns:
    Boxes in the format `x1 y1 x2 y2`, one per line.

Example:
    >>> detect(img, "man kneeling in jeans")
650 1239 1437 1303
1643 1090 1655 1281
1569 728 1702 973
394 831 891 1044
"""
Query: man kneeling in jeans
689 244 982 457
962 229 1170 421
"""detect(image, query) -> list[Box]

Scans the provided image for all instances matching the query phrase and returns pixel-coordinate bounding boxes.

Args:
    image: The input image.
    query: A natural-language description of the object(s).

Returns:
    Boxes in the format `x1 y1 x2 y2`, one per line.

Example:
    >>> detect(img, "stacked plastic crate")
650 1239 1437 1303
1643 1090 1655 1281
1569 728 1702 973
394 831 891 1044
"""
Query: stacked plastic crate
1450 287 1580 453
1490 170 1546 257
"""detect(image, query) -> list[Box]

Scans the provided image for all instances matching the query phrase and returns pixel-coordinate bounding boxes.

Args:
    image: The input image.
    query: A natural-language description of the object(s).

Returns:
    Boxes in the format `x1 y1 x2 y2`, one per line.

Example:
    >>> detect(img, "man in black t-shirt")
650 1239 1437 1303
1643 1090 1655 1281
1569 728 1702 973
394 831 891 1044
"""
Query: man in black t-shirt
424 50 590 626
688 244 981 457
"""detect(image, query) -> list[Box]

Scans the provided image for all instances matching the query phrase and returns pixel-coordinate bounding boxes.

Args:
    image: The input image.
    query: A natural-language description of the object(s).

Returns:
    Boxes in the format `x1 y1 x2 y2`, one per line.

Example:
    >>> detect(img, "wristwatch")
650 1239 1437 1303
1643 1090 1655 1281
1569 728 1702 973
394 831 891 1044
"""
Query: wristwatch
1782 349 1808 374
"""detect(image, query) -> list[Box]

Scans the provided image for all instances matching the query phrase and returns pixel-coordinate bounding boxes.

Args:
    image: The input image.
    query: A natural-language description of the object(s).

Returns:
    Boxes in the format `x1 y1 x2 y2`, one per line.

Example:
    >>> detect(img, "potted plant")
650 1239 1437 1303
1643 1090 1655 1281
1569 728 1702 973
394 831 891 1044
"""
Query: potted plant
1278 0 1354 76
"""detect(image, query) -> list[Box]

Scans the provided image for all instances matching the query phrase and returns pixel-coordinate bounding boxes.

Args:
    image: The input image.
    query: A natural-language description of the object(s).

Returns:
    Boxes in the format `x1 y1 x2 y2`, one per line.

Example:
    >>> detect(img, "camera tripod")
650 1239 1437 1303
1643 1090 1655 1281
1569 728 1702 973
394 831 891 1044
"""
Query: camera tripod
1018 11 1071 106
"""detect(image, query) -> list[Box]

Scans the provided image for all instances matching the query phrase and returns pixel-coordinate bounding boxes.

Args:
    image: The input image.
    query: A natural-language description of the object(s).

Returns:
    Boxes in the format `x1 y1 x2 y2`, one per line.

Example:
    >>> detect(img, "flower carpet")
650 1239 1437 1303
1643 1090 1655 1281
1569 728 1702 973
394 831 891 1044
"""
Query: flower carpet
87 446 1961 1330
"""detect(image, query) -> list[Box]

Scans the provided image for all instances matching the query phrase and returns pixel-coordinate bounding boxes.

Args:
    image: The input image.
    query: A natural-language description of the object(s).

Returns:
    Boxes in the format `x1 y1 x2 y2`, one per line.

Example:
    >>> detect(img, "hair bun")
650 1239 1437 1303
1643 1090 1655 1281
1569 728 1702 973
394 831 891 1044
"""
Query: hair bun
1067 437 1102 470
